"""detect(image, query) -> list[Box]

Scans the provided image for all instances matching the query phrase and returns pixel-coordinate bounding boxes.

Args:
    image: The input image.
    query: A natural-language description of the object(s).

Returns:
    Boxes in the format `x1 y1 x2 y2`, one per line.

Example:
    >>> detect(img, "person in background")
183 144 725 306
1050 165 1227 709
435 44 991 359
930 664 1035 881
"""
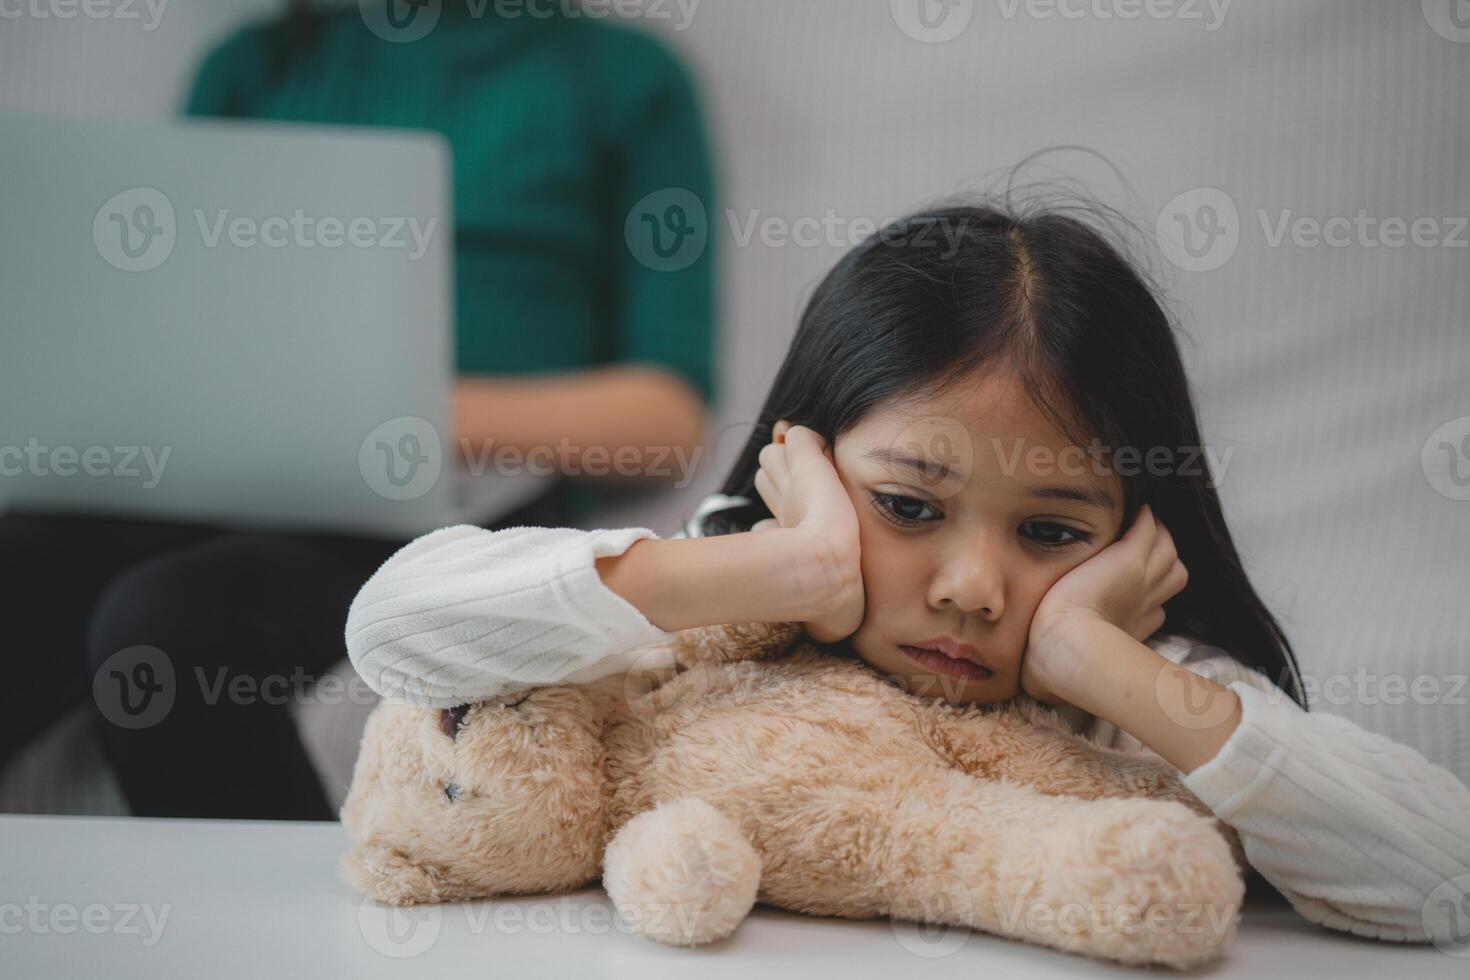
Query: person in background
0 0 716 820
188 0 717 522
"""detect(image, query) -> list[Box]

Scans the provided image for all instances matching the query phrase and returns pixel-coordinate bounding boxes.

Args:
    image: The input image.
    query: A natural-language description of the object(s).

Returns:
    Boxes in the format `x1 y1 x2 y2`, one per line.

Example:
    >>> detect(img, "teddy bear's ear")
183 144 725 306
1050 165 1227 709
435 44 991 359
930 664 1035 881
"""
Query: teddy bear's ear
672 620 806 669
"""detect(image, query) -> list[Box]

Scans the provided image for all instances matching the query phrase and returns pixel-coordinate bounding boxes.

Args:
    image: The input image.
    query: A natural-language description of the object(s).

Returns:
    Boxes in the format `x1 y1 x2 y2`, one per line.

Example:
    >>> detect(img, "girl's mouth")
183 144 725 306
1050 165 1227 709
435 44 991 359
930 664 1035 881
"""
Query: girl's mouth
897 644 994 681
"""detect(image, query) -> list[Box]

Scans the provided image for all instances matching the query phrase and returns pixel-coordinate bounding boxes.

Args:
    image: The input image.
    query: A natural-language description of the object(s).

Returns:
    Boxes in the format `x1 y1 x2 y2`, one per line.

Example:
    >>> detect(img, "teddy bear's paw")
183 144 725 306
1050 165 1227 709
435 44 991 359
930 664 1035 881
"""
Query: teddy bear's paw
340 843 453 906
1033 798 1244 968
603 797 761 946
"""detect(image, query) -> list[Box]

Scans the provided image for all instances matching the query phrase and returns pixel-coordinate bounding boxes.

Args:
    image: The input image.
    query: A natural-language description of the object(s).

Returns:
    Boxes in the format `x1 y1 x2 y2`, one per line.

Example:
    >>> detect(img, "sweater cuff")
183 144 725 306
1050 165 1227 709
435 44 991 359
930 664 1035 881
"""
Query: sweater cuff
1179 681 1294 820
548 526 674 682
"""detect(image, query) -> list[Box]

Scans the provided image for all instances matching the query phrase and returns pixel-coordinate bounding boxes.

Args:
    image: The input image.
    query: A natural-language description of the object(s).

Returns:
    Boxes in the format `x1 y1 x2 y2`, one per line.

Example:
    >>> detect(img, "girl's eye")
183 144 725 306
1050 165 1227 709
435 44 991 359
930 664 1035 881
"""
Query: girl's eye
871 492 941 527
1021 522 1092 551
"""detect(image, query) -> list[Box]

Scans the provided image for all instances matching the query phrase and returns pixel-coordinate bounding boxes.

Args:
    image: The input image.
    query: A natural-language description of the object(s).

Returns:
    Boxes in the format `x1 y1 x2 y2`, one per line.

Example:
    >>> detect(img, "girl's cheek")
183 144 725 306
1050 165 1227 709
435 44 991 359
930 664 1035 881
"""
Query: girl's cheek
854 512 910 607
1024 560 1075 606
873 548 936 623
854 517 887 603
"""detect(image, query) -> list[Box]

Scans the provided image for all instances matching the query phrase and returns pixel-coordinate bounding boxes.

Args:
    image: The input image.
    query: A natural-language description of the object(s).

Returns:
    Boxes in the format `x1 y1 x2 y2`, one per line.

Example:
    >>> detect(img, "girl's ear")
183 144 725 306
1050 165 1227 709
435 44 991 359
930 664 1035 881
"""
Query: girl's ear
773 418 792 443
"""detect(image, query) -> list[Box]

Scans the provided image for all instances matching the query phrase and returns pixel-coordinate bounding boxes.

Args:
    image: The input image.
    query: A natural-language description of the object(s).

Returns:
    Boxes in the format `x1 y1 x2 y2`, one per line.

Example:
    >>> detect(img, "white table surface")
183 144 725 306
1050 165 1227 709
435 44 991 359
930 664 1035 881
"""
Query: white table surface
1 813 1460 978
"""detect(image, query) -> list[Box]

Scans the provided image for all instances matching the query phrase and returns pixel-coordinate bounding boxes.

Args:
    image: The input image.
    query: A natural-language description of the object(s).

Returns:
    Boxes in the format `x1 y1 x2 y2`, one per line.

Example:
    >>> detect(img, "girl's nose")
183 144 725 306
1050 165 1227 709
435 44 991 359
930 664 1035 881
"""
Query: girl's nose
928 545 1004 621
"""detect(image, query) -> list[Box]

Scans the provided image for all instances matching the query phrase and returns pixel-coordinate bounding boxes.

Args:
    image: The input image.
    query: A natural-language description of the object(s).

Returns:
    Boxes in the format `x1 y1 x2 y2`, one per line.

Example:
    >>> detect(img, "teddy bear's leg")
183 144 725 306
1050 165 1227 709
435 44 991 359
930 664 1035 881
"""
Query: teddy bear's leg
752 764 1242 968
602 797 761 947
932 710 1248 871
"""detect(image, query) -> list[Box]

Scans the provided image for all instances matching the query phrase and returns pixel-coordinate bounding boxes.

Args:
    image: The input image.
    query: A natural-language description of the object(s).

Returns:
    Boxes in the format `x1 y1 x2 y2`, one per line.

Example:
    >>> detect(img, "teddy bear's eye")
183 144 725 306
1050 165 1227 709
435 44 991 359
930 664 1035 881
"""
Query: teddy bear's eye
440 705 471 740
444 782 461 803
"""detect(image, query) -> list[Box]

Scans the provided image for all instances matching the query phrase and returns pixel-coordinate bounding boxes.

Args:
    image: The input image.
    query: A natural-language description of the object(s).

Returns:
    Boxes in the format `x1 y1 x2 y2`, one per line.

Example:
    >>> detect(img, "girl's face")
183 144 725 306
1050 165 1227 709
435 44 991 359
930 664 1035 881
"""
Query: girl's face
828 368 1125 705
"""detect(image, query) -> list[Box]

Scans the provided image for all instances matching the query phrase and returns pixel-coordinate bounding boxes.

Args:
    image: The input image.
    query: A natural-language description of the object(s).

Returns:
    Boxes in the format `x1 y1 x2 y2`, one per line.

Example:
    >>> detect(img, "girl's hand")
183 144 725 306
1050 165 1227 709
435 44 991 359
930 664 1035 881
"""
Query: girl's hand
1021 504 1189 705
750 420 865 643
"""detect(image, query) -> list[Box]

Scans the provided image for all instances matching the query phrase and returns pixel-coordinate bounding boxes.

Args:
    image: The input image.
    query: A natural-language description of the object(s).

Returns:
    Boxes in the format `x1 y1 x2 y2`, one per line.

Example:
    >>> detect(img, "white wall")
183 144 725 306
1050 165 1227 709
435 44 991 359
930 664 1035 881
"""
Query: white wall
3 0 1468 776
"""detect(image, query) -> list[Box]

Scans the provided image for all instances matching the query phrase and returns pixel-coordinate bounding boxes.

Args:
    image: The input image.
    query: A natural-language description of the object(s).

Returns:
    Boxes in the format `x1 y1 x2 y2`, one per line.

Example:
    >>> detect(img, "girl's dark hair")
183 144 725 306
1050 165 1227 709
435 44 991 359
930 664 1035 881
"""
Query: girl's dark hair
704 197 1307 708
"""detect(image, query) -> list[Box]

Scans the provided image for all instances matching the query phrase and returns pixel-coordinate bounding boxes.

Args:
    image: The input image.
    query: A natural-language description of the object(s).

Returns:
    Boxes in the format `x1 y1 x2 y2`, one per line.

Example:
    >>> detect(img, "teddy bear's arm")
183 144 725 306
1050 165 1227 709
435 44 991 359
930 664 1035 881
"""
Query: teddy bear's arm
929 705 1247 869
743 763 1242 967
932 702 1198 807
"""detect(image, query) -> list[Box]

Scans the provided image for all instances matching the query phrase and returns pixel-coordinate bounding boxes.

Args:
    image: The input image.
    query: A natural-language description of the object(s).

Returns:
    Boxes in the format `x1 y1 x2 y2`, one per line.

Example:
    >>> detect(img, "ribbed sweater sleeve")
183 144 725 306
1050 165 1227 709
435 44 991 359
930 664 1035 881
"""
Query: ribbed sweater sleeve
1179 676 1470 943
1081 639 1470 944
344 524 675 707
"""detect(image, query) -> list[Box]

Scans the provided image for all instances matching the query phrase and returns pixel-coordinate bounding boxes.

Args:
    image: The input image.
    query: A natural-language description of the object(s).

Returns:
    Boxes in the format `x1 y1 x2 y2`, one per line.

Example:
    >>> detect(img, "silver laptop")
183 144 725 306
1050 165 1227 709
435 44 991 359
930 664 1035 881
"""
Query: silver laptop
0 113 553 538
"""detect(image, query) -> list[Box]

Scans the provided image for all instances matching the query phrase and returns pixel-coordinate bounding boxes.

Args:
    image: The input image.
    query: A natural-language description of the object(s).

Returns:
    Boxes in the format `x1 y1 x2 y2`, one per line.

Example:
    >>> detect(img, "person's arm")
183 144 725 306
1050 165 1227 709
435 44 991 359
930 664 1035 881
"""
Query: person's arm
452 31 720 488
605 27 718 429
1047 616 1470 943
452 365 705 485
344 521 837 707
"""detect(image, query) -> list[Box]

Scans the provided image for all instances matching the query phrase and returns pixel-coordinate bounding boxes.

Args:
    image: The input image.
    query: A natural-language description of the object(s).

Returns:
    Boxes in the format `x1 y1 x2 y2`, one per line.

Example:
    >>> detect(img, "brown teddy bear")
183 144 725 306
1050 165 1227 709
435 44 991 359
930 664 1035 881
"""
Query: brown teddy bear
340 620 1246 968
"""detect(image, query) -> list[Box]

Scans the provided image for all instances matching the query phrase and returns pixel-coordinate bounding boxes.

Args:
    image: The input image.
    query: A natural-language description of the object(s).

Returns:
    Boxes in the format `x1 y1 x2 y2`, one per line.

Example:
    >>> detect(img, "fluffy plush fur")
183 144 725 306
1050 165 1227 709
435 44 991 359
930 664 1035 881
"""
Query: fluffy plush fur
341 620 1247 967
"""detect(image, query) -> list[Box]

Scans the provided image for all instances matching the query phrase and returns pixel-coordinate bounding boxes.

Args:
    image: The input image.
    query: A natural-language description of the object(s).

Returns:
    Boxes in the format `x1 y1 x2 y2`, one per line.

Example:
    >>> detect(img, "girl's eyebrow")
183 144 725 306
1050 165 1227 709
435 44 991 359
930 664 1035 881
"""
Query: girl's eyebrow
864 447 1116 511
1026 484 1117 511
862 447 956 483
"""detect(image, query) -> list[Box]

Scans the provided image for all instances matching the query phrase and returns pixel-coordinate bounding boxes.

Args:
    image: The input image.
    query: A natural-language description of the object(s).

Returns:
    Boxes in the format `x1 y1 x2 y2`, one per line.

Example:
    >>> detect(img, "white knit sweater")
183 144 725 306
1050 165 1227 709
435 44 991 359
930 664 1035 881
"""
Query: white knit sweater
344 510 1470 946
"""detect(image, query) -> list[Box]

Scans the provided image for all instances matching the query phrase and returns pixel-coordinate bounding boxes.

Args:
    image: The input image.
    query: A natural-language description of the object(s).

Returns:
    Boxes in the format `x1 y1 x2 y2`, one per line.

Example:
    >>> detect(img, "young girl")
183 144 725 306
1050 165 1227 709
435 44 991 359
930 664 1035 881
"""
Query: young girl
345 202 1470 945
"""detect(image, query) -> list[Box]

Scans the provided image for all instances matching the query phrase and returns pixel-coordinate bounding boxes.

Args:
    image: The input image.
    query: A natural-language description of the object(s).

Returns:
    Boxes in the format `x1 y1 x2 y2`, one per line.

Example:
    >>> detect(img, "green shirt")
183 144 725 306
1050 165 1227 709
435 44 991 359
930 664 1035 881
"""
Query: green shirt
184 6 717 522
